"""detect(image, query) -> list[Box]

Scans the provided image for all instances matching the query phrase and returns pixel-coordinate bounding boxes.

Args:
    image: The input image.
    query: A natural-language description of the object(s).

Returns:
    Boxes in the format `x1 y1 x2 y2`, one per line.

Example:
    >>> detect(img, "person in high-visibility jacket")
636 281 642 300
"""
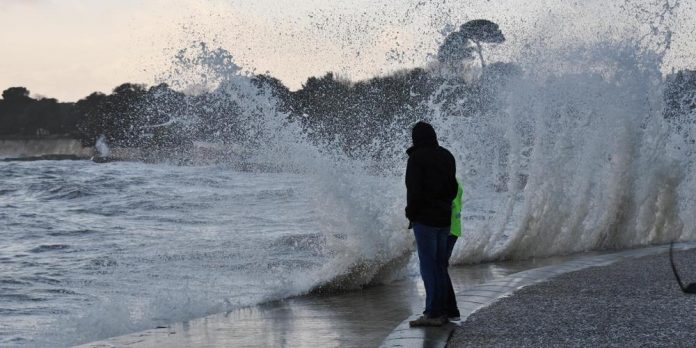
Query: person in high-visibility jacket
445 179 463 319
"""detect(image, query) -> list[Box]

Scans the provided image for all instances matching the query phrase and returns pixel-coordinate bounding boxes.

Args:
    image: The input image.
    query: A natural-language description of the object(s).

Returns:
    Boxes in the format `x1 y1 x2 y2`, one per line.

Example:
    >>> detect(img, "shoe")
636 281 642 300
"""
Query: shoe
409 315 447 327
448 311 461 321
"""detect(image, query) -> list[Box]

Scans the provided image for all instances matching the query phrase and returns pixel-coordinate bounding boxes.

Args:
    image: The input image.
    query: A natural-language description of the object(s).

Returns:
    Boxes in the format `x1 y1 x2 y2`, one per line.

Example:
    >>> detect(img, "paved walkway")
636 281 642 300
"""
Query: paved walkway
449 245 696 347
380 242 696 348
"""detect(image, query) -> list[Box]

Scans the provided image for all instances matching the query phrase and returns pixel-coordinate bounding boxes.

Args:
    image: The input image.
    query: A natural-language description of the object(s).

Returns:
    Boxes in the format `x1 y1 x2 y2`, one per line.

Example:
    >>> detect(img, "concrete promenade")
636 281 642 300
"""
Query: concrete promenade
449 246 696 347
381 242 696 348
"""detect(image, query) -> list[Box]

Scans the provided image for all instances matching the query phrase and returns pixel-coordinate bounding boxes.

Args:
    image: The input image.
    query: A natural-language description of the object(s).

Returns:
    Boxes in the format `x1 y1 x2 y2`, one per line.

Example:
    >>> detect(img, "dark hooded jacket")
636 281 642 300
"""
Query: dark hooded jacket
405 122 457 228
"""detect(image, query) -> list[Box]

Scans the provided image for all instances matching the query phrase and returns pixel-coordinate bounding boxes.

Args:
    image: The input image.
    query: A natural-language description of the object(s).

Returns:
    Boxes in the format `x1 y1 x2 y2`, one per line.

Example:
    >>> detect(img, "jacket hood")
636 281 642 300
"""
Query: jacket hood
408 121 438 154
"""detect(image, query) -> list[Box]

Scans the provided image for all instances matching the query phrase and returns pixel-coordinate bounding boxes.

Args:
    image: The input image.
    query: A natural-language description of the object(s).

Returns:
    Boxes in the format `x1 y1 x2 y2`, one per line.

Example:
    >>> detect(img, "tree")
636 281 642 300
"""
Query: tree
75 92 107 145
437 30 475 64
459 19 505 68
437 19 505 69
2 87 31 101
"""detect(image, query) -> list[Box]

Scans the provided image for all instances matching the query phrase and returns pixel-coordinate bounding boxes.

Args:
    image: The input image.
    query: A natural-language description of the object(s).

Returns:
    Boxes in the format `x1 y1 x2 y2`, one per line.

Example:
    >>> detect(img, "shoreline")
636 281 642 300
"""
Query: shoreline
0 139 246 166
73 257 567 348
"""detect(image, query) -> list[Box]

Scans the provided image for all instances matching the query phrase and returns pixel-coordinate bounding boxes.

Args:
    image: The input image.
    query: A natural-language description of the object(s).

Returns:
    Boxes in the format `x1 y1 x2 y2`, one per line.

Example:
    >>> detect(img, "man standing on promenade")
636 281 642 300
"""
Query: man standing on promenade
405 121 458 327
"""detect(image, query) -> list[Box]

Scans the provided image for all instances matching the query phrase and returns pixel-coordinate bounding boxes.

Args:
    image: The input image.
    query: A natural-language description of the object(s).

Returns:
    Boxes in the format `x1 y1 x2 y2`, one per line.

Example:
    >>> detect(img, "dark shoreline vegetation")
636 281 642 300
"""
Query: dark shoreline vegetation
1 19 695 162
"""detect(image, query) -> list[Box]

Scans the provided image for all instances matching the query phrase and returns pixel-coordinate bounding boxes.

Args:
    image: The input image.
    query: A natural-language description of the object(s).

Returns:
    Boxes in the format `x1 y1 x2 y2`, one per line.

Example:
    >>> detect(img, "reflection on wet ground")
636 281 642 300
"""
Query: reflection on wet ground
78 255 585 348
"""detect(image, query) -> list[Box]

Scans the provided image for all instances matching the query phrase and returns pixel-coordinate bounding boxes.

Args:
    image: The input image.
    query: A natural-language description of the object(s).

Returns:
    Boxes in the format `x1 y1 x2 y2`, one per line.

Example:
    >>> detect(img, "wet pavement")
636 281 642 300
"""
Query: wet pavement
449 245 696 347
380 242 696 348
76 243 696 348
75 258 559 347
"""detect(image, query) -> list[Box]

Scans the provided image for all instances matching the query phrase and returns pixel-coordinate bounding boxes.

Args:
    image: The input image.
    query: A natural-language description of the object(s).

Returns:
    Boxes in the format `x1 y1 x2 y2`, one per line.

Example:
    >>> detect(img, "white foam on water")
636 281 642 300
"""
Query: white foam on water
95 135 110 157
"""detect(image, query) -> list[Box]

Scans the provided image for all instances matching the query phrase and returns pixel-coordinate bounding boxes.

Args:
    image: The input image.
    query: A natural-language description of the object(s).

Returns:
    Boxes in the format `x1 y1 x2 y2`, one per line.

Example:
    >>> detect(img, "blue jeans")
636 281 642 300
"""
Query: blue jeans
413 223 450 317
445 235 459 317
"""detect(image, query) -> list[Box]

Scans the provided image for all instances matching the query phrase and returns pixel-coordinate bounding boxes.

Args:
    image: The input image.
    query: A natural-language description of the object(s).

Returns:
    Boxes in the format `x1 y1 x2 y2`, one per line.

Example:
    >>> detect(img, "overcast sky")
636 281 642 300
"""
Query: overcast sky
1 0 694 101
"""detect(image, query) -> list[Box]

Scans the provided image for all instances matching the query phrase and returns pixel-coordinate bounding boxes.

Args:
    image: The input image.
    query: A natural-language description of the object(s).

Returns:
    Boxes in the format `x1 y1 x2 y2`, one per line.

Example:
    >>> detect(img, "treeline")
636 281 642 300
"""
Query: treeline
0 87 80 138
0 19 515 158
285 62 520 158
0 64 519 154
2 18 695 160
2 65 695 155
